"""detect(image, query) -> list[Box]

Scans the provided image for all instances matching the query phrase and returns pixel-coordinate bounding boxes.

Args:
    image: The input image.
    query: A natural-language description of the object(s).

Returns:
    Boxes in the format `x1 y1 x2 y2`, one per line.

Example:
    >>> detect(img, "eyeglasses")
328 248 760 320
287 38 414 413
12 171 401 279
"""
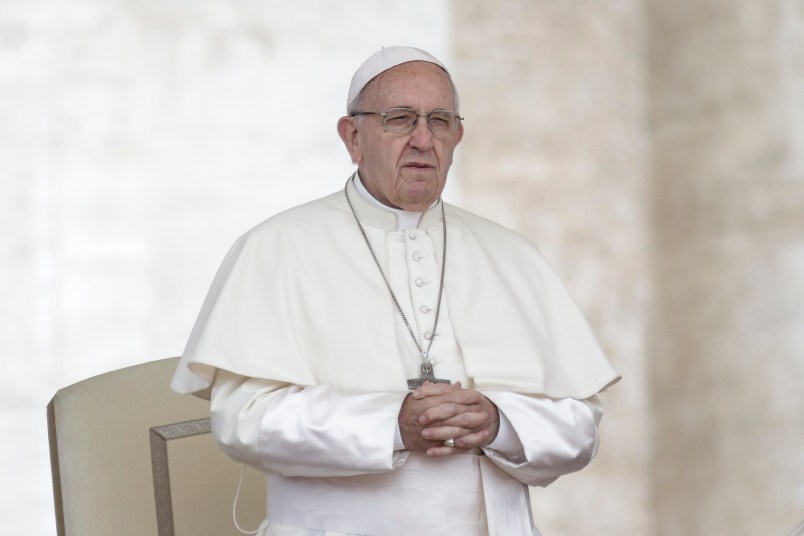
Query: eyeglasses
350 107 464 137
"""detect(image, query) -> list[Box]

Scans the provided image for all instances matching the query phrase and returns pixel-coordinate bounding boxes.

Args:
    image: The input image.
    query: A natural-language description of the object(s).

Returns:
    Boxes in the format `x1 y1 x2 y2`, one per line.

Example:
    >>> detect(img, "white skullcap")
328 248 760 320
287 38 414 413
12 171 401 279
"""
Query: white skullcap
346 46 449 111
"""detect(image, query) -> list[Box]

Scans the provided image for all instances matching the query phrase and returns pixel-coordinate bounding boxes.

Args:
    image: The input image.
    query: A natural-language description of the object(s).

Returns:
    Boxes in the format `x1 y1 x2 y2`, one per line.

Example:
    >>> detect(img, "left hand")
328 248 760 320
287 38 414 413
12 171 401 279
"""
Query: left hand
412 381 500 457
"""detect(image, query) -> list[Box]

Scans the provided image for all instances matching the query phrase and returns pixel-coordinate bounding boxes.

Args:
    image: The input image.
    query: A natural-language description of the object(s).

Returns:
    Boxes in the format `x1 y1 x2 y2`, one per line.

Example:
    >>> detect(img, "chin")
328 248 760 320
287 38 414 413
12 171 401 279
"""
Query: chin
400 192 439 210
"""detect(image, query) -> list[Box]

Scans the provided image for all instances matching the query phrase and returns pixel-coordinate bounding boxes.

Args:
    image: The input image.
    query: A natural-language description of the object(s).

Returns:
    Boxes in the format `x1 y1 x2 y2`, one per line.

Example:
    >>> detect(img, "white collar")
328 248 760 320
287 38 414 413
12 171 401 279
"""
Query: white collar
353 172 431 231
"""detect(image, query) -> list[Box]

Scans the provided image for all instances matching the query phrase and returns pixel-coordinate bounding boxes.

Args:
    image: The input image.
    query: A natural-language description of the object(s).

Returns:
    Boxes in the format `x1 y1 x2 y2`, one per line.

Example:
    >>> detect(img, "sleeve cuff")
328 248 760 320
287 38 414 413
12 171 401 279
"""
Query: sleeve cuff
485 409 526 462
393 421 406 451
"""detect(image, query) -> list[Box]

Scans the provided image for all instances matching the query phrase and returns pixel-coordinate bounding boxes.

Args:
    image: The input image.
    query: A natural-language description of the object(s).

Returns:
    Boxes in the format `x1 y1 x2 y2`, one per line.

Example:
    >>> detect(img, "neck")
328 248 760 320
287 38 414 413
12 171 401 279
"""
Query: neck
353 173 425 231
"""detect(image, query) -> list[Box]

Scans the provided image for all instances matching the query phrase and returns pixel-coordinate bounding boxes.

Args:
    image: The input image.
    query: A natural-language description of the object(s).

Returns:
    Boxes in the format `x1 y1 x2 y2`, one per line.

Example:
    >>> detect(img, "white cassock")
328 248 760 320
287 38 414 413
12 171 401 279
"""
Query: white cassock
171 174 621 536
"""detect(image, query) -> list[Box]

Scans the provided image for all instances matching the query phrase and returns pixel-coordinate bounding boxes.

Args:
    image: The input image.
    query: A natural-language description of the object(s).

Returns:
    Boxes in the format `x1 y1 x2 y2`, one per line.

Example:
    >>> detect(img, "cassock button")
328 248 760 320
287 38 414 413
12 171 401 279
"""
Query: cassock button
424 332 433 340
419 305 431 313
409 232 417 240
415 278 427 287
412 252 422 261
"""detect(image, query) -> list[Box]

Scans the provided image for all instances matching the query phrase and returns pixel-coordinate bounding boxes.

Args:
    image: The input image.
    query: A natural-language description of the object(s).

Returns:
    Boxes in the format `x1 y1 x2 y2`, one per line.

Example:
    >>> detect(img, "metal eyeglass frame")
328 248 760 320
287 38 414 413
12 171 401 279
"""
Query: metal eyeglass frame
350 107 464 136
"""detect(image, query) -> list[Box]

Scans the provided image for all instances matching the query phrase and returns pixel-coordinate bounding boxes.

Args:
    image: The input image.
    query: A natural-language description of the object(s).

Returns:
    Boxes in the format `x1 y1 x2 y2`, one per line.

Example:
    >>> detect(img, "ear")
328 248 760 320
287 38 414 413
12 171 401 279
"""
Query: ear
337 116 362 164
454 121 464 146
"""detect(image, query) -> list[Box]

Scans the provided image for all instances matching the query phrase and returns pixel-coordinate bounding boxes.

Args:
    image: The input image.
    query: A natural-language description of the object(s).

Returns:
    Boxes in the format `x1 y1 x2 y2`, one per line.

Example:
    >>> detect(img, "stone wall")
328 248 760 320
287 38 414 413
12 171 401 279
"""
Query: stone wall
451 2 652 534
452 0 804 534
648 1 804 534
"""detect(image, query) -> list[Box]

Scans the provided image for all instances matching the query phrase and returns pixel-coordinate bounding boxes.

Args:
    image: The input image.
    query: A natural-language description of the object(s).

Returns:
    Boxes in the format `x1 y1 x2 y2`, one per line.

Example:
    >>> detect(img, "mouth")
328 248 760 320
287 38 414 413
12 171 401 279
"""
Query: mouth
402 161 435 170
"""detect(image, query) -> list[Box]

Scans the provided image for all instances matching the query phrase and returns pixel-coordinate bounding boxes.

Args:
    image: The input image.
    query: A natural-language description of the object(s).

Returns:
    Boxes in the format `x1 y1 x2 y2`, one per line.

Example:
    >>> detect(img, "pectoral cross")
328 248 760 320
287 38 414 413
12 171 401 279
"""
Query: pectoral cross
407 353 451 391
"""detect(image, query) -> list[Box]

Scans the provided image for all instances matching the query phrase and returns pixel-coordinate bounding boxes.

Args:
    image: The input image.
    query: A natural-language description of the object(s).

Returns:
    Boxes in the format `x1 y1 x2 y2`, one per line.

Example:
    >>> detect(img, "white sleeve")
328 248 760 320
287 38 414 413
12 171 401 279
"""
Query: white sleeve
480 392 603 487
210 369 410 478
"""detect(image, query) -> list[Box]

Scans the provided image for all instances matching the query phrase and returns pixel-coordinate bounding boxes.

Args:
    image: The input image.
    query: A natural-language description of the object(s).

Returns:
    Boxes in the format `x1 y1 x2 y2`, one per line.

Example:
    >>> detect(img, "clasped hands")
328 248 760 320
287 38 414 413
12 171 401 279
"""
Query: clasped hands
398 381 500 457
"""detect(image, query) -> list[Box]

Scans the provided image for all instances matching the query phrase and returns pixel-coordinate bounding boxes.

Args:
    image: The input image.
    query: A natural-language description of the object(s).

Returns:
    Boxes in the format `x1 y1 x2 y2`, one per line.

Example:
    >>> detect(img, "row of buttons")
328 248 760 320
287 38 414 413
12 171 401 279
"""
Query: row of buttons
406 231 437 343
411 259 432 315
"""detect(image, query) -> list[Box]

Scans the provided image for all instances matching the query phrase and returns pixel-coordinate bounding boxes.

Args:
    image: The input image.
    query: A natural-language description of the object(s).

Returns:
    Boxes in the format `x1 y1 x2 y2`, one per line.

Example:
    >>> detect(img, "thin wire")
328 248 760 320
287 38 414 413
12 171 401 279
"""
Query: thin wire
232 464 270 535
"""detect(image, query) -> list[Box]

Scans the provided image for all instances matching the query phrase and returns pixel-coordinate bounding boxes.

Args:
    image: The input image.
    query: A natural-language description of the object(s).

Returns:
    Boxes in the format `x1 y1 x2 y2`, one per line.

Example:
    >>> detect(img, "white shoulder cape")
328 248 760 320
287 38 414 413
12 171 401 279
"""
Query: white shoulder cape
171 180 620 400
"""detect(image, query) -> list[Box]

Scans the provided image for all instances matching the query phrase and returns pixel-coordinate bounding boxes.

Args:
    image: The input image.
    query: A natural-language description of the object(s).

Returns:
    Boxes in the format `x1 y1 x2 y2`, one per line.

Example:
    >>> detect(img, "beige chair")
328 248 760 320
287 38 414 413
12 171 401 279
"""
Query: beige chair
48 357 266 536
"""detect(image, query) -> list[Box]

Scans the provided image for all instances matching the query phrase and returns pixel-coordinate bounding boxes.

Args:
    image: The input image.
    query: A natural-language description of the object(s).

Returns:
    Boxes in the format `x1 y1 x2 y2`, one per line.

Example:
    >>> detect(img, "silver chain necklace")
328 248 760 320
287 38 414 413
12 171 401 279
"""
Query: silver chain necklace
344 181 451 390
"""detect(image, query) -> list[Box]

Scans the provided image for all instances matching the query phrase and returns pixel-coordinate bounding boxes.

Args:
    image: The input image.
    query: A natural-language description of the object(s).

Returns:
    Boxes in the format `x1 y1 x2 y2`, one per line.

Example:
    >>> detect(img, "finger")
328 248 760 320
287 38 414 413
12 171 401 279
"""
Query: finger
422 387 484 407
421 425 471 442
431 410 489 430
452 429 491 449
426 445 470 458
419 402 484 425
411 380 461 399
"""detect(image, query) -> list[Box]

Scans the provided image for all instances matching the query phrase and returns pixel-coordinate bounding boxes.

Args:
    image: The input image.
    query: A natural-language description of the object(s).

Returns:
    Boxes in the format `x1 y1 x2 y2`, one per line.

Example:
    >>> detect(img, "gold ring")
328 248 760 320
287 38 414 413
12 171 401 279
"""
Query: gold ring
443 438 455 448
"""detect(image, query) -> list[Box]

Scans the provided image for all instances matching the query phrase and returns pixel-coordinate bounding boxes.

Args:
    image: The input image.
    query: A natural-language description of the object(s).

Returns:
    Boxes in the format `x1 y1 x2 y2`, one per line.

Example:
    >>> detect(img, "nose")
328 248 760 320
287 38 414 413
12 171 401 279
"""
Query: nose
408 114 435 150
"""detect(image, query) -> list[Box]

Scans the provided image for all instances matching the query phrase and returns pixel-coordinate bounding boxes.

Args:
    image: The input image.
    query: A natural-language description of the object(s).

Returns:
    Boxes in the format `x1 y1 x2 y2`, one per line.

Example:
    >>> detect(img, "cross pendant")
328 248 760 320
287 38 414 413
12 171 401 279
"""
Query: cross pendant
407 360 451 391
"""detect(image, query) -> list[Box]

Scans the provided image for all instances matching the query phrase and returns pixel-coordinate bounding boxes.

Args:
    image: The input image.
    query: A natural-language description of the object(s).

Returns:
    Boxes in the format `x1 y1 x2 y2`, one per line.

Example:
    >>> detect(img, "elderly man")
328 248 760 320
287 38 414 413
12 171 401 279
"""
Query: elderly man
171 46 620 536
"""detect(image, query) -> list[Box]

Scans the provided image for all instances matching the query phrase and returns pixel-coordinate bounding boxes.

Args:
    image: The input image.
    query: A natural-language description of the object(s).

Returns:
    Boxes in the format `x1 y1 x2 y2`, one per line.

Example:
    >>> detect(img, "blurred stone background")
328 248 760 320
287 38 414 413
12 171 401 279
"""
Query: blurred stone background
1 1 802 534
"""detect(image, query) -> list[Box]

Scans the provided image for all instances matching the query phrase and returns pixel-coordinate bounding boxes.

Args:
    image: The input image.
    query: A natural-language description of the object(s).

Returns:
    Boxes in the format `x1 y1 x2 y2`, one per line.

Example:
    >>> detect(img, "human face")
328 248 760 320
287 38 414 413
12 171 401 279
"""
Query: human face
337 61 463 212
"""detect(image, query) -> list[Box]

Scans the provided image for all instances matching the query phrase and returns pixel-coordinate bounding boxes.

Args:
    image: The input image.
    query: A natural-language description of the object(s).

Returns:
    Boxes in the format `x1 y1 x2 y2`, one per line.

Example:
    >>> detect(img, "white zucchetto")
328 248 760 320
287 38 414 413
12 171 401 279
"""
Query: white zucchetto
346 46 449 111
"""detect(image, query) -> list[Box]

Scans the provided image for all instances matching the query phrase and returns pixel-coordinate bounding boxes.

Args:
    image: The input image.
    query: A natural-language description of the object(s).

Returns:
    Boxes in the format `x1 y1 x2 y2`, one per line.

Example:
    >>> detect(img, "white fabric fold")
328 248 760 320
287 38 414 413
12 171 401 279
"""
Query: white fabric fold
175 174 620 535
257 385 408 477
210 371 408 477
478 457 536 536
266 453 487 536
482 392 600 486
171 177 620 400
210 371 598 535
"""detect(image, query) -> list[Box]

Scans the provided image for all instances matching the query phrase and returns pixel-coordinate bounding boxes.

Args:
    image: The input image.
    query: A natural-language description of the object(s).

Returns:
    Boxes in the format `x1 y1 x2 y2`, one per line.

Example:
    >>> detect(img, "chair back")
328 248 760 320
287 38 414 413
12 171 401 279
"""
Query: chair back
48 357 265 536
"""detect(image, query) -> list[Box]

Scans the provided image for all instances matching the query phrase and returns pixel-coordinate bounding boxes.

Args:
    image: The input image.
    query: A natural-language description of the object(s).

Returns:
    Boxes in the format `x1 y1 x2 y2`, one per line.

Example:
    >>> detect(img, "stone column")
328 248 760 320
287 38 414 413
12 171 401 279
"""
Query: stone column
648 1 804 534
451 2 651 534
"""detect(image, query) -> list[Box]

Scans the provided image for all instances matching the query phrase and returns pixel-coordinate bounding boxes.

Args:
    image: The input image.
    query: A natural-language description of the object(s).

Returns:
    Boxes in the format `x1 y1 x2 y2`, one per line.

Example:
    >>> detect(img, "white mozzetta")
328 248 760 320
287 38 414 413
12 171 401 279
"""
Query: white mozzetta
172 177 620 399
